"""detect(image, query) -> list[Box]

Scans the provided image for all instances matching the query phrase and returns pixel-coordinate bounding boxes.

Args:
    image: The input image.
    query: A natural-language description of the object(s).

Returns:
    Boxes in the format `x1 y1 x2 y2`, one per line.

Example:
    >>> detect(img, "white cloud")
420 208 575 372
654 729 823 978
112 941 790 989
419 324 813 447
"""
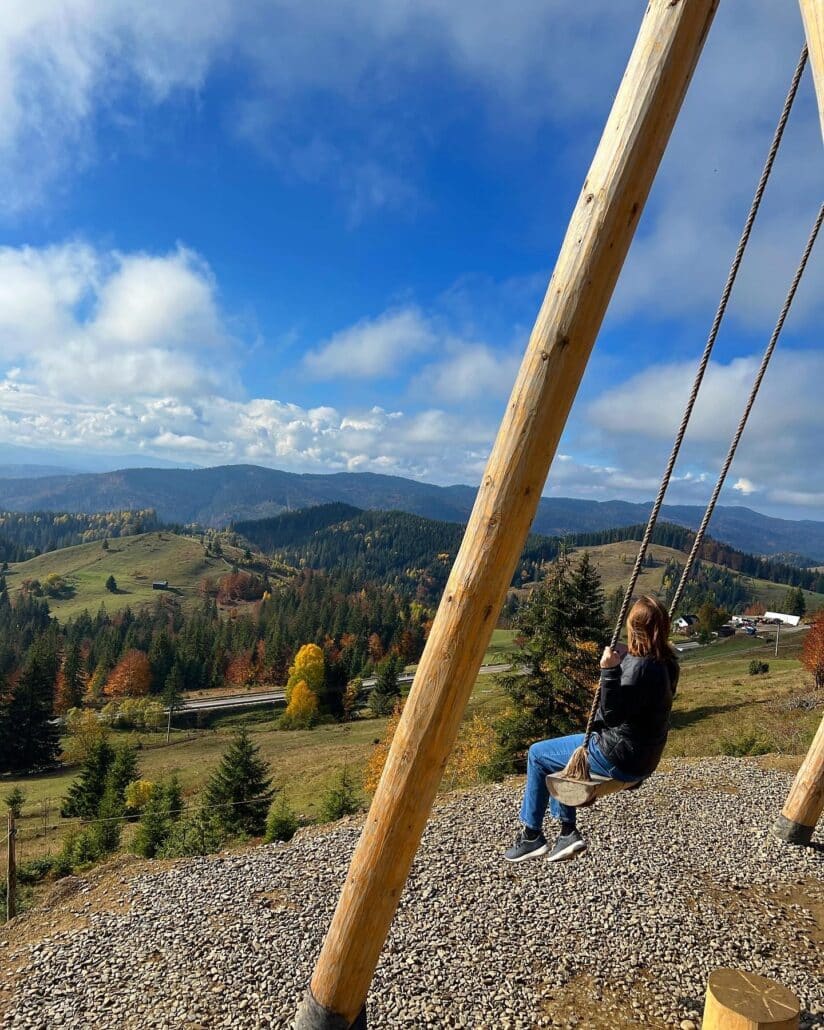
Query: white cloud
303 307 436 379
733 478 758 496
412 341 520 403
0 242 236 399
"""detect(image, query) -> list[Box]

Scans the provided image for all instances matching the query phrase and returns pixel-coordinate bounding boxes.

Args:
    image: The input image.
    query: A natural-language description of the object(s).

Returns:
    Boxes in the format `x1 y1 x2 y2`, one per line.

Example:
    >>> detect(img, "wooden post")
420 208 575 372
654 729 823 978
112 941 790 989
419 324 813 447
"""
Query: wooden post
772 712 824 844
296 2 719 1026
6 812 16 922
768 4 824 844
799 0 824 140
702 968 799 1030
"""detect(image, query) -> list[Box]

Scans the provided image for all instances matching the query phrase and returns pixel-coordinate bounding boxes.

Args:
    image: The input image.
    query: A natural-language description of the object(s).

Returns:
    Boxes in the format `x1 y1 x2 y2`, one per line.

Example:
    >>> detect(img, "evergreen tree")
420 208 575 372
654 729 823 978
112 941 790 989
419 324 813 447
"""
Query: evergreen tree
61 737 116 818
133 777 183 858
61 642 85 711
370 655 401 717
784 586 806 618
105 574 118 593
2 638 60 773
569 552 608 644
487 551 601 779
204 728 274 836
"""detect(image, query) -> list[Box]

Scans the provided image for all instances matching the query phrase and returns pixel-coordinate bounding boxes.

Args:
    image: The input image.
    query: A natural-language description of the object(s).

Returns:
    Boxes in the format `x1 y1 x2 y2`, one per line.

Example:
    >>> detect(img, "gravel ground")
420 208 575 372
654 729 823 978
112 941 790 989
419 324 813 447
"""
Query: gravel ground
1 758 822 1029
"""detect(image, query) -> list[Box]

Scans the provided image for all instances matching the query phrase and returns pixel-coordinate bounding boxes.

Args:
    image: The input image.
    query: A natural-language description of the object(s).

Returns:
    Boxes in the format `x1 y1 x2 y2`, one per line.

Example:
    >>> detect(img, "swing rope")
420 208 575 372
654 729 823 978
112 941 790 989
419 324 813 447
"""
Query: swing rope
668 202 824 617
560 46 811 783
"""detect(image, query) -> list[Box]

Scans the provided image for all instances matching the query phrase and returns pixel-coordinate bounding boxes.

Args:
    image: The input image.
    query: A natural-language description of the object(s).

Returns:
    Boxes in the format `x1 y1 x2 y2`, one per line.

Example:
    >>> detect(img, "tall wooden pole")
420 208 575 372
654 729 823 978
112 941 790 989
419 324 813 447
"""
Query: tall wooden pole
799 0 824 139
772 3 824 849
6 812 16 922
296 2 719 1026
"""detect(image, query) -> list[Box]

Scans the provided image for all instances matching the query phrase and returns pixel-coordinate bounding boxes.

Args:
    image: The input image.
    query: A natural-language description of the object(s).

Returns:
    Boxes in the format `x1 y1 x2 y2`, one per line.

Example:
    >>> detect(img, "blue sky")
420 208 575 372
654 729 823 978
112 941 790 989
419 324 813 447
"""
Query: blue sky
0 2 821 518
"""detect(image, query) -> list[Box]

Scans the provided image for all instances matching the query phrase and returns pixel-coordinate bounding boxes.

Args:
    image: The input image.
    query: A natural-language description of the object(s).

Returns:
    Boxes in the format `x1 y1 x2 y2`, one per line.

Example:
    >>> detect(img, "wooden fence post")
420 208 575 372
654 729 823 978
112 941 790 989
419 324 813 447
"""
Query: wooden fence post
772 712 824 844
295 2 719 1026
6 812 16 922
703 968 799 1030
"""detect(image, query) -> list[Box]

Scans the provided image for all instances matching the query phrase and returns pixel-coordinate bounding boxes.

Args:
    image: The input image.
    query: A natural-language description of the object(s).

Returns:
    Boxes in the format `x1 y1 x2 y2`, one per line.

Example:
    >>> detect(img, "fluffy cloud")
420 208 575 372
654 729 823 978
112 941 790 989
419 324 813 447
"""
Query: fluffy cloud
583 349 824 510
303 308 436 379
0 242 235 400
411 341 521 403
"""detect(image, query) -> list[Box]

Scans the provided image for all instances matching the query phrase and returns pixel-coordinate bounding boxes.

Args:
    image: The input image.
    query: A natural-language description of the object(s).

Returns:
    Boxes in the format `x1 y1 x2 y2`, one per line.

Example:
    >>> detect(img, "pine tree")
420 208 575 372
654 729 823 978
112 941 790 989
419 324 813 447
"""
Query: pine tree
133 777 183 858
569 552 608 645
370 655 401 717
204 728 274 836
3 638 60 773
487 551 600 778
105 574 118 593
61 737 116 818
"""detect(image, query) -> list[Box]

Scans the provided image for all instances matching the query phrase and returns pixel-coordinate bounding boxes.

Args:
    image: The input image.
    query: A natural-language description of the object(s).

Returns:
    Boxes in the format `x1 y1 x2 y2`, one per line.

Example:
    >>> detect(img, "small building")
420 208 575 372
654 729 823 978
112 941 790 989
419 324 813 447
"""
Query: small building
674 614 699 634
152 580 169 590
763 611 801 627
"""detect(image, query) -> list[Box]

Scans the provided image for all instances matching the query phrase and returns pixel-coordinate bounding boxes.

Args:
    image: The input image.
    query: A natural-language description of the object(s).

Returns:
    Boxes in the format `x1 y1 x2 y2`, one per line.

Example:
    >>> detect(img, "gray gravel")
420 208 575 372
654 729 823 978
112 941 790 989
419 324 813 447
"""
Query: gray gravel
2 758 822 1029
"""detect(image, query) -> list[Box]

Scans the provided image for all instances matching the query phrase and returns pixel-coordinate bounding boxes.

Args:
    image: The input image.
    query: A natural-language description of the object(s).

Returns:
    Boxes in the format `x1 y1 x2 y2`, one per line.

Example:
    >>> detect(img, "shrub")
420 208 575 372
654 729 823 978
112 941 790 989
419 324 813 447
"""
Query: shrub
320 767 361 822
17 856 54 884
265 796 299 843
748 660 769 676
158 810 226 858
720 730 774 757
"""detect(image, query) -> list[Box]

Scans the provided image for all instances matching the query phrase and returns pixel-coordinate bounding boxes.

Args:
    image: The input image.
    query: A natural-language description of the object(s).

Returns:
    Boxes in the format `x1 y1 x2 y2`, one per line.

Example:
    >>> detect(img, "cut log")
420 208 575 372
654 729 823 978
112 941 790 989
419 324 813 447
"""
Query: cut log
294 1 719 1026
772 712 824 845
702 968 800 1030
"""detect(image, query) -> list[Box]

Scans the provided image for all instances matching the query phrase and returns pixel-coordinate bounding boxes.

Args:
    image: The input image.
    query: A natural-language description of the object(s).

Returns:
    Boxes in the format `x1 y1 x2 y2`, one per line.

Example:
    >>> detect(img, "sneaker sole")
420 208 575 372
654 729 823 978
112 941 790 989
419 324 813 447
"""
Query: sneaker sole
503 842 549 863
547 840 587 863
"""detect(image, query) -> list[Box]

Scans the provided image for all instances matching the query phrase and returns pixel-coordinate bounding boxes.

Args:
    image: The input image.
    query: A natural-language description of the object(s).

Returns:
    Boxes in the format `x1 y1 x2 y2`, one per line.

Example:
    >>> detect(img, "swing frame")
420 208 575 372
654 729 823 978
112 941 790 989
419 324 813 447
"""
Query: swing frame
296 4 824 1027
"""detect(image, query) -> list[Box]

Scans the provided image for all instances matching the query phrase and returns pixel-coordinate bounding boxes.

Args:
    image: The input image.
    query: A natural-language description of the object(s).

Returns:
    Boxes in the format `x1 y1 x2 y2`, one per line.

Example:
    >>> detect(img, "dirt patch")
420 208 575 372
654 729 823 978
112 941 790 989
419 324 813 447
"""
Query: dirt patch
537 973 674 1029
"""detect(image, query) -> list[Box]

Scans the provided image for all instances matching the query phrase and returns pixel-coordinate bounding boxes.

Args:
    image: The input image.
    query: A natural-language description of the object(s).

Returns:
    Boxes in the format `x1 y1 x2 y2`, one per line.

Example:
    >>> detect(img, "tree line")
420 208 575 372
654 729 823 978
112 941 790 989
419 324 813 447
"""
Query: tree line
0 509 160 563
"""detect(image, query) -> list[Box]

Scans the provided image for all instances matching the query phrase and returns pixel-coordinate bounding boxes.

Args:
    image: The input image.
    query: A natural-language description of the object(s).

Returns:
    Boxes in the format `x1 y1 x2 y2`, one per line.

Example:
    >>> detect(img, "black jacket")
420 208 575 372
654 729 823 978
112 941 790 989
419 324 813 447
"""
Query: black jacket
593 653 679 779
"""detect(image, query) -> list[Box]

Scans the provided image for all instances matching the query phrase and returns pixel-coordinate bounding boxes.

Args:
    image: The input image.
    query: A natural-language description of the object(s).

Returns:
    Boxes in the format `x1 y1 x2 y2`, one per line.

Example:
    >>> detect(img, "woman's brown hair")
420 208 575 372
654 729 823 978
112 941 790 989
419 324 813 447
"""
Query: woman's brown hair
627 595 676 663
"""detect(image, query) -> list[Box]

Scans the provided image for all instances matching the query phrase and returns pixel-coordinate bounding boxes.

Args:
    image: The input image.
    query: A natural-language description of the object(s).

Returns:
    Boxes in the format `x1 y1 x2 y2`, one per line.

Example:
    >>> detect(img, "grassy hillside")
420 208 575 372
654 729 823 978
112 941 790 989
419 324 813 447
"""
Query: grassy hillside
5 531 279 621
565 540 824 613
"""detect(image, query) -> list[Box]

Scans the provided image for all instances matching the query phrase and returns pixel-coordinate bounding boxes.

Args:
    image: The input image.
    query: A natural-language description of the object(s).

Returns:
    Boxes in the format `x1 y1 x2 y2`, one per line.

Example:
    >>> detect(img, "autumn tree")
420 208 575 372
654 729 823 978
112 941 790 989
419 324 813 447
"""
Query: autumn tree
364 702 403 795
280 680 319 730
802 609 824 688
285 643 325 704
62 708 109 765
105 649 152 698
341 677 364 722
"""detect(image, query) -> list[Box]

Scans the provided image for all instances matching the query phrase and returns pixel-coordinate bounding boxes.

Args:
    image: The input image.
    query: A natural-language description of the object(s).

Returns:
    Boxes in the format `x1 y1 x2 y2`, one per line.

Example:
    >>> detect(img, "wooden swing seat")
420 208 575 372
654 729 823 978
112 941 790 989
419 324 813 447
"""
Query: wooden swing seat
546 772 642 809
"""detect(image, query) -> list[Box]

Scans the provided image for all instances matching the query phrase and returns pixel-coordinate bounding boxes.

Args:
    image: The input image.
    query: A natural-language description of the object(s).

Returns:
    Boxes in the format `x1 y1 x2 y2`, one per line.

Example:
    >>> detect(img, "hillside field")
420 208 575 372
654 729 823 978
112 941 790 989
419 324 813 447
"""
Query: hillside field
563 540 824 612
4 631 819 868
4 532 282 621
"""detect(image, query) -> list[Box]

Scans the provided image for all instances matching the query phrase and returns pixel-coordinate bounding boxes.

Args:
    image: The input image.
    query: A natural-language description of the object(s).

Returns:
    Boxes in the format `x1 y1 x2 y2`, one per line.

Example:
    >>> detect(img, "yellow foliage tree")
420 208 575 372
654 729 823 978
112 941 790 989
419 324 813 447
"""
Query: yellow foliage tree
62 708 109 765
125 779 156 812
285 643 325 703
280 680 319 730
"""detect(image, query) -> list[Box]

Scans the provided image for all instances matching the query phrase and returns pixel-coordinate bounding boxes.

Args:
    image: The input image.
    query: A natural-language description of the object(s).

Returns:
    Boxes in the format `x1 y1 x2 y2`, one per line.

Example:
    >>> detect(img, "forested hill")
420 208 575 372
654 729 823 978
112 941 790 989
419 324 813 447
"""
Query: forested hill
0 463 823 559
235 505 824 604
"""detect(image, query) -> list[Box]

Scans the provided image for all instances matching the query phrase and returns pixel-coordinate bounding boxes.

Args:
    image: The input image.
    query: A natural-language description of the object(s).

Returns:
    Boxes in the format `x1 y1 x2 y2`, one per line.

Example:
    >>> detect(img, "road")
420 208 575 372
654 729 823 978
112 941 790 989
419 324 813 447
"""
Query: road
178 662 512 713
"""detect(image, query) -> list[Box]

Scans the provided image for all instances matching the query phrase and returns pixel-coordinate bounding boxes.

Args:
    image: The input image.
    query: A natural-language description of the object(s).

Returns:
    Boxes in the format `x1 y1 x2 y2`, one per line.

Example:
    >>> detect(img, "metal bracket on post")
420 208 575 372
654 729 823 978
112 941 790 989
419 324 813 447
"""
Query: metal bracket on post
295 991 367 1030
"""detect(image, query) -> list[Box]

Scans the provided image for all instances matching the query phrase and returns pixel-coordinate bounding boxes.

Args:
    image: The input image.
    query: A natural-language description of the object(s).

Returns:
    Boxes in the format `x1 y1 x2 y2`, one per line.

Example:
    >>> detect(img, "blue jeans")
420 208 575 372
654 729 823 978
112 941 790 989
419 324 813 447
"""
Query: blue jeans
519 733 639 832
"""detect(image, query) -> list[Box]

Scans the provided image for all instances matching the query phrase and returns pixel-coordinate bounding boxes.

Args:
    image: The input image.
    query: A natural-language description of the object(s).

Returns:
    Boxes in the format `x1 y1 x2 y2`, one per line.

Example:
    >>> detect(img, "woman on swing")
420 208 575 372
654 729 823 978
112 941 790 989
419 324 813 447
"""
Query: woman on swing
505 595 679 863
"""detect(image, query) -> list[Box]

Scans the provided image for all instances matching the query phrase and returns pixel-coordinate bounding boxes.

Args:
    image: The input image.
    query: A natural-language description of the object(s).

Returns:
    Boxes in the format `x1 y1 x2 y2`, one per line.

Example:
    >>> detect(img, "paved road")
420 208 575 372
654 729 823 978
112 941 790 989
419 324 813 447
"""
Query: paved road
178 662 512 713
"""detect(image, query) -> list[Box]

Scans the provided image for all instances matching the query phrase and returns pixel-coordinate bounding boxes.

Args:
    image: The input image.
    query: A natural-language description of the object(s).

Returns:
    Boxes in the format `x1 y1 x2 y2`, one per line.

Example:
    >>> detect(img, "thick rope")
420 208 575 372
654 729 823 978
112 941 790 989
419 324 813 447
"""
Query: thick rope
559 47 809 782
667 202 823 617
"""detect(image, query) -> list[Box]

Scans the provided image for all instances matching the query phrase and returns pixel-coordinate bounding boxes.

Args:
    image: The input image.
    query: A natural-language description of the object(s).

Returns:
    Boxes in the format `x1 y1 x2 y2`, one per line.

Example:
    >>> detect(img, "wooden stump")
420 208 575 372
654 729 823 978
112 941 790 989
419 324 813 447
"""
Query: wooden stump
703 969 800 1030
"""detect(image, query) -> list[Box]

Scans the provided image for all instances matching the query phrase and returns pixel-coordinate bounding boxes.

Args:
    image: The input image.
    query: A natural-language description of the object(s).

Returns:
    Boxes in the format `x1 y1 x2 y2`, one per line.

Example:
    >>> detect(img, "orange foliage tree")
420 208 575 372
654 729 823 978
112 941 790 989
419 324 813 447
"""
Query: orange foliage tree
226 651 255 689
802 609 824 688
105 649 152 698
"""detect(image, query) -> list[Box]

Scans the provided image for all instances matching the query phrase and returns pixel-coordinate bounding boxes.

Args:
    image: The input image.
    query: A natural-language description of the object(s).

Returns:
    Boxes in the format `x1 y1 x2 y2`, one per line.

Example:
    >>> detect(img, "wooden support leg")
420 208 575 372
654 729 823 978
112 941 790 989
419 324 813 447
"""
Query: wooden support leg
799 0 824 141
772 712 824 845
702 968 800 1030
294 2 719 1026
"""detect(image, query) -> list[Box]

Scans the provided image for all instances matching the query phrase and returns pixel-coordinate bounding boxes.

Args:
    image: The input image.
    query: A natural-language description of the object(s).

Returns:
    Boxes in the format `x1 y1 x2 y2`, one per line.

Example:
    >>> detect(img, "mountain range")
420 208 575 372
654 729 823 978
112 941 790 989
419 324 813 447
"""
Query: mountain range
0 463 822 561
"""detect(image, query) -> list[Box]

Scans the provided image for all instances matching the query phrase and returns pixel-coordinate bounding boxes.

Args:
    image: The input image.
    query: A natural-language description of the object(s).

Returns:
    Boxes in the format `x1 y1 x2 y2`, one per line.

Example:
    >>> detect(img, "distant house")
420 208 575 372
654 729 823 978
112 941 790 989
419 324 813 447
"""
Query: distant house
152 580 169 590
763 611 801 627
674 614 699 634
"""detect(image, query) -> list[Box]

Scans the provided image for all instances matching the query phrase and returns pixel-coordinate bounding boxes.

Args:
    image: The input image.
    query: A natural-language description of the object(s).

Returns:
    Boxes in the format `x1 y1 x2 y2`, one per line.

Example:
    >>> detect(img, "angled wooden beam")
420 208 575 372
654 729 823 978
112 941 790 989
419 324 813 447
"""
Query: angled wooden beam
773 4 824 852
800 0 824 140
295 1 719 1025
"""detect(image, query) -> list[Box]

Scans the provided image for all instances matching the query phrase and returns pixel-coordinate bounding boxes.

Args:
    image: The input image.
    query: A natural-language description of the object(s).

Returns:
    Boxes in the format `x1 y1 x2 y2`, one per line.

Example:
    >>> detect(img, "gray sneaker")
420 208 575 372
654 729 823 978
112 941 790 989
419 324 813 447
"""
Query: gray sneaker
504 828 548 863
547 828 587 862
